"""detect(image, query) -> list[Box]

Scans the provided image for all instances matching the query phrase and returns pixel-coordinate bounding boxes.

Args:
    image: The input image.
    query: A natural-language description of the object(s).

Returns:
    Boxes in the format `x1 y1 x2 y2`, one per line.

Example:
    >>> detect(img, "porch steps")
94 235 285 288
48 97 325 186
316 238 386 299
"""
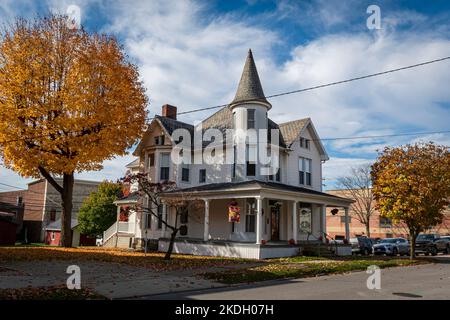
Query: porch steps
301 243 336 257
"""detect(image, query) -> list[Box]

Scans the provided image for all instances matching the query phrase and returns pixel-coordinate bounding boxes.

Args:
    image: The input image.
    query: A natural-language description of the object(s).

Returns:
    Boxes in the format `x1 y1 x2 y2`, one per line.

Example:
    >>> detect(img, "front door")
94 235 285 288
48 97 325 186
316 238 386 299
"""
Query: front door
270 201 281 241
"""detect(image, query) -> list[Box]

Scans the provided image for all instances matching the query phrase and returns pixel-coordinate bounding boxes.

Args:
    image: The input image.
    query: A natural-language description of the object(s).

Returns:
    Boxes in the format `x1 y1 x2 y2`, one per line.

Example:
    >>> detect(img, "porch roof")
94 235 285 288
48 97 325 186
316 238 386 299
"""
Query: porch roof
161 180 354 207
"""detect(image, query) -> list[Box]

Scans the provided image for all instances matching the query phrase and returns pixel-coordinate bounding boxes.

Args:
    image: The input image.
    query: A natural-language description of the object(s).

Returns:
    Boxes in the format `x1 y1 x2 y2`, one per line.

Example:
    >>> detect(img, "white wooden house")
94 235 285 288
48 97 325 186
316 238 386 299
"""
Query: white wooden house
103 50 353 258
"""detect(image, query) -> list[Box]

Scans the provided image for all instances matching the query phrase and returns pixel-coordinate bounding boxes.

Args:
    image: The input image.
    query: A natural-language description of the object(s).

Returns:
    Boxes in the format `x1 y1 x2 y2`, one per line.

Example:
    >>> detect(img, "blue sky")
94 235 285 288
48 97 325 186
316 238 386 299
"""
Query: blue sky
0 0 449 190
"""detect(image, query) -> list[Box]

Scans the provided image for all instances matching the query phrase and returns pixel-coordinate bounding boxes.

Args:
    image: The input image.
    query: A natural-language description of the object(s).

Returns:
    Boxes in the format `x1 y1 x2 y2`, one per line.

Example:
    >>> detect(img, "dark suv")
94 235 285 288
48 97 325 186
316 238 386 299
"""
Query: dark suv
415 234 448 255
350 237 373 255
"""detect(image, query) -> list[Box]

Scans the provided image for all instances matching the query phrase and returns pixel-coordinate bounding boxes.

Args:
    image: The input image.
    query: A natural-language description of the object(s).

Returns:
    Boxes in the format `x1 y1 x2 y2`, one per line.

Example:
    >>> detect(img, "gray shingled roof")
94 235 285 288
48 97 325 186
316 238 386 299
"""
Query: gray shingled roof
162 180 352 202
156 115 194 136
230 49 270 107
278 118 310 147
199 107 286 148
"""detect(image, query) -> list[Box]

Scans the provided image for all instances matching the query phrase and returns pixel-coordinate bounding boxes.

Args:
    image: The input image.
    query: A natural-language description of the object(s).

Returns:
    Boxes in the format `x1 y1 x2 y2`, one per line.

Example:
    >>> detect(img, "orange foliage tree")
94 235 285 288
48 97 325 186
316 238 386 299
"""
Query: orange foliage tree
371 143 450 258
0 15 147 246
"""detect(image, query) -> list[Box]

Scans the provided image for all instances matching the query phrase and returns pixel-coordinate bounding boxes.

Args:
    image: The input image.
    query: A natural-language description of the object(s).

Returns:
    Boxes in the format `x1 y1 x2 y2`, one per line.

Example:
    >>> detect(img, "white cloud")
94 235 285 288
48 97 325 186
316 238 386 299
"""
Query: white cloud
1 0 449 189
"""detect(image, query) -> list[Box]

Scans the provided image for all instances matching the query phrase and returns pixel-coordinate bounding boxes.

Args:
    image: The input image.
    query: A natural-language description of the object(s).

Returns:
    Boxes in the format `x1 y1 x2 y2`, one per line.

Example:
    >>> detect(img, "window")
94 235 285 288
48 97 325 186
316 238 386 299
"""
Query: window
49 208 56 221
299 137 310 149
246 144 256 177
157 204 163 229
247 109 255 129
51 232 55 241
148 153 155 167
299 157 312 186
154 135 165 146
232 112 236 129
199 169 206 183
379 217 392 228
160 153 170 180
17 196 23 205
145 213 151 229
305 159 311 186
232 146 237 178
299 158 304 185
245 199 256 232
269 168 281 182
182 166 190 182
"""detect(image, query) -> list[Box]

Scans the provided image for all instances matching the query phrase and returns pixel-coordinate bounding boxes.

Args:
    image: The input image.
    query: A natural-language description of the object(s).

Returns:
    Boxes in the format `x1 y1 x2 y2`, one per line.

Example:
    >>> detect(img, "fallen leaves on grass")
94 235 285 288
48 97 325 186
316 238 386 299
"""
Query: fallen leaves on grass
0 285 106 300
204 257 425 284
0 247 254 271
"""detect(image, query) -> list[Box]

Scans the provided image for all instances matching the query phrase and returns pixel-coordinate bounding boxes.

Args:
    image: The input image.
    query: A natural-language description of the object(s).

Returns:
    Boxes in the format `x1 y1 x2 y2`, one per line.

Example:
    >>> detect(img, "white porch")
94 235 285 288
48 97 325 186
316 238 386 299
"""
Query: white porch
159 181 354 259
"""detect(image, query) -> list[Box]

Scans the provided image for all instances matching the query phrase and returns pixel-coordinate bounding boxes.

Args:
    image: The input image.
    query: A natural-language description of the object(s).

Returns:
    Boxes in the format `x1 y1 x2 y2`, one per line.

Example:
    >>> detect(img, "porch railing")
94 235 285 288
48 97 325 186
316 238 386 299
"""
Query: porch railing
103 222 117 244
117 221 135 234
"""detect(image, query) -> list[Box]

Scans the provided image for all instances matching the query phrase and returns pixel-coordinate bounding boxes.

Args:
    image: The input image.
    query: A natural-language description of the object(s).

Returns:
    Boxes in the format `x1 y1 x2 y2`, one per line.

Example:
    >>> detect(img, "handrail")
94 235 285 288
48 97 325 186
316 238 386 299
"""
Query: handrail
103 222 118 243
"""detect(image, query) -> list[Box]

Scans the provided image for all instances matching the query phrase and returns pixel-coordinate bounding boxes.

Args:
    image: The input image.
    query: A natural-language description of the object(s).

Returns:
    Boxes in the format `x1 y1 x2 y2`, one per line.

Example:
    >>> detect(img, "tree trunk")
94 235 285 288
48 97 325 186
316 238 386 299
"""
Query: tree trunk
164 229 178 260
410 231 417 260
365 222 371 238
60 173 74 247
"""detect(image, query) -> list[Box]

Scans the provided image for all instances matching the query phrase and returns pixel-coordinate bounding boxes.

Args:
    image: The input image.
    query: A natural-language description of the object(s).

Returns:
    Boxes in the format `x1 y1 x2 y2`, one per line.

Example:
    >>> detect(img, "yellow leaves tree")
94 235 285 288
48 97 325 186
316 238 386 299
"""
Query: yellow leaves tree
371 143 450 258
0 15 147 247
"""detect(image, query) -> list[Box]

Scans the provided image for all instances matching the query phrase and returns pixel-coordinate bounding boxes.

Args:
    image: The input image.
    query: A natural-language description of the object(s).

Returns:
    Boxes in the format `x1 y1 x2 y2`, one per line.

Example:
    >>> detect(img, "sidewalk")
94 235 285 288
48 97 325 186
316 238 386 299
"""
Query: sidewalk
0 260 229 299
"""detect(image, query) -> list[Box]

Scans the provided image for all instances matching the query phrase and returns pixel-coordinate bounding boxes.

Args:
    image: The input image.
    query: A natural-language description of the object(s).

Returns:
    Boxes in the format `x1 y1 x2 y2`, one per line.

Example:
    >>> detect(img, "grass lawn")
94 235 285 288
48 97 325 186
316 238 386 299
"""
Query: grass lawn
0 246 254 271
203 256 428 284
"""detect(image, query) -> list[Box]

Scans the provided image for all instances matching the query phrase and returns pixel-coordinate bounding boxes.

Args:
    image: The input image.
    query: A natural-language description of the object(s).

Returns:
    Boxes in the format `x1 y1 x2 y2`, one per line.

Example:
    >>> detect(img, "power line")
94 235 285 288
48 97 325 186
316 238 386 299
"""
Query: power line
0 56 449 145
178 56 450 115
319 130 450 142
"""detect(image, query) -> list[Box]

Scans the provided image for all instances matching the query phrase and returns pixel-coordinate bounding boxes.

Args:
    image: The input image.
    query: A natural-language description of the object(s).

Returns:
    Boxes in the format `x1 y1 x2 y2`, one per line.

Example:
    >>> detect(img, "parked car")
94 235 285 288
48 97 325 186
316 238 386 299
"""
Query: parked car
436 236 450 254
415 234 448 255
350 237 373 255
373 238 409 256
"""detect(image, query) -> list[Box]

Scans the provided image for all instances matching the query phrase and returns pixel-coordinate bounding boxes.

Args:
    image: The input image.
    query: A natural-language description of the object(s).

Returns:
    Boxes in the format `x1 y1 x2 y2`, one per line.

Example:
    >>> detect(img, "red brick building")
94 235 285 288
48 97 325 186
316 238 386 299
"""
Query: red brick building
326 189 450 239
0 178 100 243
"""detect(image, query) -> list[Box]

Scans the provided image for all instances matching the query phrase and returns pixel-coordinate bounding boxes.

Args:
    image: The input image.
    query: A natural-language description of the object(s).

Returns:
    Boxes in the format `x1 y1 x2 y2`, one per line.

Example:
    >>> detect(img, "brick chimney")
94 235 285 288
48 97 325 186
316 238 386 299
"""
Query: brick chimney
162 104 177 120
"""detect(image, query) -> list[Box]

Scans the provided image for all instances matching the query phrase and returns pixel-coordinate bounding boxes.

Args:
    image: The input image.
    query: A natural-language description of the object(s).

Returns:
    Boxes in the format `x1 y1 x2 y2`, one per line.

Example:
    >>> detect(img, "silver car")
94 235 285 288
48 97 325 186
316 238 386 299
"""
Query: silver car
373 238 410 256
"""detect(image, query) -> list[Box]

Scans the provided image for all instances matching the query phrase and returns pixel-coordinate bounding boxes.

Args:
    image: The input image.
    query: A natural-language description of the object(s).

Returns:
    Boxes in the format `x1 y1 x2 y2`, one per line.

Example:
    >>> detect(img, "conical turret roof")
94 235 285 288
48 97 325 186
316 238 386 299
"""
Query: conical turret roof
230 49 271 109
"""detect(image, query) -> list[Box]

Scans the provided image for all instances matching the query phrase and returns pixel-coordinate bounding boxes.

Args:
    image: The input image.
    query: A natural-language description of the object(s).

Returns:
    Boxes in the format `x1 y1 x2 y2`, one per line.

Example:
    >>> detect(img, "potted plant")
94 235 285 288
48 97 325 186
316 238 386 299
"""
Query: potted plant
288 238 296 245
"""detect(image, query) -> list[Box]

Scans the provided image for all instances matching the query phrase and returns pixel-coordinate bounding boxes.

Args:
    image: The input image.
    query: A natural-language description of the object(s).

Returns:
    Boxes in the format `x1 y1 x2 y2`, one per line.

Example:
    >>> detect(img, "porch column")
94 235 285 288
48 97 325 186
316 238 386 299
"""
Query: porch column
292 201 298 243
115 206 120 247
162 204 167 232
256 197 263 244
344 207 350 240
203 199 210 241
321 205 327 243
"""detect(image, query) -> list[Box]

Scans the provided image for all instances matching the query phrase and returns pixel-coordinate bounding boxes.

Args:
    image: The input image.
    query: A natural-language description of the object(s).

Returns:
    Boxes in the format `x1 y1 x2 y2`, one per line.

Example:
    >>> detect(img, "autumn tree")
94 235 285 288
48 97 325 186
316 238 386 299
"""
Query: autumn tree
371 143 450 259
337 164 375 237
0 16 147 246
78 181 123 237
124 173 203 260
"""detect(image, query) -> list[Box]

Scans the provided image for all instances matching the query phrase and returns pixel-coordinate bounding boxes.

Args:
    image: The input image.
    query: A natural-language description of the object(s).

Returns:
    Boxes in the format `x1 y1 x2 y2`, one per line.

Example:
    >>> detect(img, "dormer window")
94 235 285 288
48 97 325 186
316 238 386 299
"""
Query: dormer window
247 109 255 129
154 135 165 146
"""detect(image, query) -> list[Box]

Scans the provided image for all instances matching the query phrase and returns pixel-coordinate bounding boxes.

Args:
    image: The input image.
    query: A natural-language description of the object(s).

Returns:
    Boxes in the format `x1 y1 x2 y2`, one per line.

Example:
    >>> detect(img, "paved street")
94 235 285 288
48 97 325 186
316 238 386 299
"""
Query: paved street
140 255 450 300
